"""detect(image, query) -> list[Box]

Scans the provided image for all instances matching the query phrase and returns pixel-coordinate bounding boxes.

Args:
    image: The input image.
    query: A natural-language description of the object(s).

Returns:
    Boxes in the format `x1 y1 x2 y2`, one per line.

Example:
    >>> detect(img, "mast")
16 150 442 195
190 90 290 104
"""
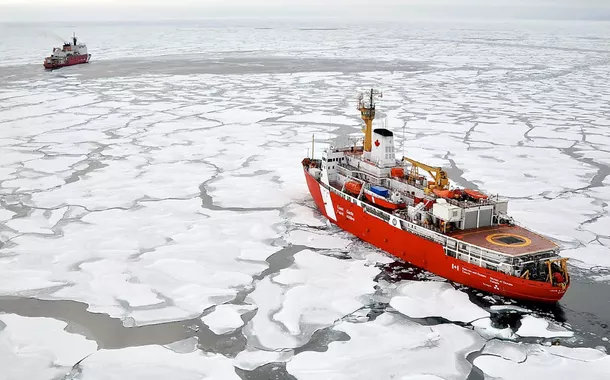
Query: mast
311 134 315 159
72 32 77 46
357 88 382 152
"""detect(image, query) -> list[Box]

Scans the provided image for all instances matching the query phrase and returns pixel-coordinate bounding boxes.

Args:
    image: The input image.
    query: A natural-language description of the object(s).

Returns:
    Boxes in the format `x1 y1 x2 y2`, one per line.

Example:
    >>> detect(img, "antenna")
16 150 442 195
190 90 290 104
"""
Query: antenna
357 88 383 152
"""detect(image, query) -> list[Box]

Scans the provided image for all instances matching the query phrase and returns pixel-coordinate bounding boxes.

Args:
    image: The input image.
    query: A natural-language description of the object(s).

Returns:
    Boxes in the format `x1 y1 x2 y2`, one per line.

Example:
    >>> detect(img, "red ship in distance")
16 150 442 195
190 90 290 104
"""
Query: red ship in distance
43 33 91 70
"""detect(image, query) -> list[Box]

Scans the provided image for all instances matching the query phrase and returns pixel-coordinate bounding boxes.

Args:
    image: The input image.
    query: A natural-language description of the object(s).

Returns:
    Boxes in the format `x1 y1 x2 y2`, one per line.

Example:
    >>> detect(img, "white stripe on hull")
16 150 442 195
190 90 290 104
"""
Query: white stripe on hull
320 184 337 221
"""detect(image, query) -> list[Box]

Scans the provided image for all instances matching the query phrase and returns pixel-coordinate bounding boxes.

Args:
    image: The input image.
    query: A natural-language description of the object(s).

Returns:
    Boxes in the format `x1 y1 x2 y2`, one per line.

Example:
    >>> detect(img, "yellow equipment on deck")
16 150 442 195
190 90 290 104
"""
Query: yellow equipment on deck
402 156 449 193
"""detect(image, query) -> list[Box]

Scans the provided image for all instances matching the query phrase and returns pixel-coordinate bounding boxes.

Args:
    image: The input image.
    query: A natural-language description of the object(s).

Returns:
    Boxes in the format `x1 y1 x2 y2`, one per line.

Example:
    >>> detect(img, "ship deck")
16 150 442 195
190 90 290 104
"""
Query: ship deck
449 224 558 256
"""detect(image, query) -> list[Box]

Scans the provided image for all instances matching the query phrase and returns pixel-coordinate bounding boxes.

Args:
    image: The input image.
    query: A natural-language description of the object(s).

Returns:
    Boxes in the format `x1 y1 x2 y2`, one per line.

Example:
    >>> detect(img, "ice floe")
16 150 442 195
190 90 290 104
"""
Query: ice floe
509 194 601 244
475 341 610 380
389 281 489 323
76 344 241 380
562 243 610 270
0 208 15 223
0 314 97 380
284 228 352 250
0 199 282 325
287 312 484 380
516 315 574 339
285 203 327 227
233 347 293 371
471 317 516 340
201 304 257 335
244 250 378 349
5 208 67 235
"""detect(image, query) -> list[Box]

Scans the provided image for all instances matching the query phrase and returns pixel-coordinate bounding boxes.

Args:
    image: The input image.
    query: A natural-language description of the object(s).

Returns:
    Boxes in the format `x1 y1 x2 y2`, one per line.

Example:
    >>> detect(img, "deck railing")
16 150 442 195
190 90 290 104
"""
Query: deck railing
320 178 561 278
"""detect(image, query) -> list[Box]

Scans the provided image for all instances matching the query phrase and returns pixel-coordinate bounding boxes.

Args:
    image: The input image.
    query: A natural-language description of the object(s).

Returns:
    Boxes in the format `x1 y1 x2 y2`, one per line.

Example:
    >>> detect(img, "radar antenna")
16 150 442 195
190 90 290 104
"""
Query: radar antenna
357 88 382 152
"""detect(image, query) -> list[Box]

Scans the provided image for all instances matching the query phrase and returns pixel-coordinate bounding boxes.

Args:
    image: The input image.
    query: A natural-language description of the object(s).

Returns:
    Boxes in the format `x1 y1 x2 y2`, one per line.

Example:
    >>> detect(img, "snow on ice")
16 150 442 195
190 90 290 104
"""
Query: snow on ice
76 344 241 380
1 22 610 380
389 281 489 323
0 314 97 380
475 341 610 380
202 304 257 335
244 249 378 349
287 312 484 380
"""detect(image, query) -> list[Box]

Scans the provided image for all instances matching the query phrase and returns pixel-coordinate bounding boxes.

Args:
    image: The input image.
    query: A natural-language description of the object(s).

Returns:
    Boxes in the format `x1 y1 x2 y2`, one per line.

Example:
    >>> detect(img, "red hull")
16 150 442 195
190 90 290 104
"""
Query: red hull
364 192 406 210
304 168 567 303
44 54 91 69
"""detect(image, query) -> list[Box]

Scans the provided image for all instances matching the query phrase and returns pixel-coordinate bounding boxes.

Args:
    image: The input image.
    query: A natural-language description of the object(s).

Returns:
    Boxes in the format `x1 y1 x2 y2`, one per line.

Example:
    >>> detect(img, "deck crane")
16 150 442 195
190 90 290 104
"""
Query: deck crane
401 156 449 193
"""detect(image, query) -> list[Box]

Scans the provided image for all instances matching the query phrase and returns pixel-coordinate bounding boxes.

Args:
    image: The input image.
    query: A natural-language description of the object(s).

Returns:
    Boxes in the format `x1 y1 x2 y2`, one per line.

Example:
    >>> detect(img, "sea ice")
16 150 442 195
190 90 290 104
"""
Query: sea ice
582 215 610 239
208 169 309 209
276 112 358 127
284 228 352 250
508 194 601 244
5 208 67 235
286 312 484 380
233 347 293 371
22 155 87 174
516 315 574 339
449 146 597 198
389 281 489 323
471 317 516 340
272 251 378 335
475 341 610 380
0 199 282 325
2 175 65 192
562 243 610 270
482 339 527 361
201 304 257 335
0 208 15 222
207 108 283 125
75 344 241 380
285 203 326 227
244 250 378 349
0 314 97 380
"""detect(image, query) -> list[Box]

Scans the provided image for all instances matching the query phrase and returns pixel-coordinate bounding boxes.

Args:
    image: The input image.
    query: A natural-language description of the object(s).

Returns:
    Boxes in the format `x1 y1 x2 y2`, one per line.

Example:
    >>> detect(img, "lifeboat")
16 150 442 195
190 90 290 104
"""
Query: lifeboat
464 189 488 200
390 167 405 178
432 189 455 198
364 186 406 210
344 181 363 195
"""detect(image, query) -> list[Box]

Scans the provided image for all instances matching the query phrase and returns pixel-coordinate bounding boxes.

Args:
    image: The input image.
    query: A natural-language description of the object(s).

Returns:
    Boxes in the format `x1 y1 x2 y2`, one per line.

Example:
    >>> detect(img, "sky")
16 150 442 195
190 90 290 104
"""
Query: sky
0 0 609 22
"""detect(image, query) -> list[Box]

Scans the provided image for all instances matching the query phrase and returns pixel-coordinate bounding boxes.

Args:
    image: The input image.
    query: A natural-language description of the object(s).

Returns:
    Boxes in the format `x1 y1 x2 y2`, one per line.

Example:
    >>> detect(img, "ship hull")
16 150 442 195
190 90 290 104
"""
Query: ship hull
44 54 91 69
364 192 406 210
304 167 567 303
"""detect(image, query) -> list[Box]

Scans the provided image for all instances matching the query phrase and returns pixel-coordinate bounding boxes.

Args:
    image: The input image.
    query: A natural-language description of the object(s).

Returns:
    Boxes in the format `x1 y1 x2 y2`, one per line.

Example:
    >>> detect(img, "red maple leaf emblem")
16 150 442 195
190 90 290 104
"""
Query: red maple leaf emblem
374 139 380 147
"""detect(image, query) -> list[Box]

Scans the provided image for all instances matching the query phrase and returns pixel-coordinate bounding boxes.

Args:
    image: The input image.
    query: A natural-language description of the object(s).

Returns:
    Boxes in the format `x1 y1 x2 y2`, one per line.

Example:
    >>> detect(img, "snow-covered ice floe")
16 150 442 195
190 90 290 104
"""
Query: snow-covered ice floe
0 314 97 380
287 312 484 380
201 304 257 335
515 315 574 339
75 344 241 380
475 340 610 380
389 280 489 323
0 199 283 326
244 249 379 350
